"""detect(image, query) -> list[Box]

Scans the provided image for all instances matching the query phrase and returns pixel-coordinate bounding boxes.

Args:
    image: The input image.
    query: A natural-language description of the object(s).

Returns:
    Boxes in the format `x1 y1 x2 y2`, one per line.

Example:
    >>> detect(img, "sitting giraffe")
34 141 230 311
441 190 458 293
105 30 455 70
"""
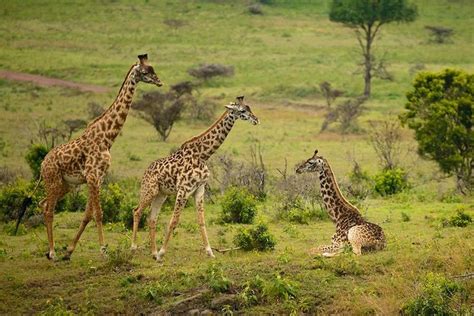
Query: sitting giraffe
131 96 259 261
296 149 385 256
39 54 162 260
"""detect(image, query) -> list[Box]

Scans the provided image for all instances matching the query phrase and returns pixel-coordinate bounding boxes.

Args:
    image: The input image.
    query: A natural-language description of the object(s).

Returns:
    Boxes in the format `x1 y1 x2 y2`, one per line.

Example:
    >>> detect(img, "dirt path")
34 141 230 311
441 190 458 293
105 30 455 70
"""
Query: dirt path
0 70 110 93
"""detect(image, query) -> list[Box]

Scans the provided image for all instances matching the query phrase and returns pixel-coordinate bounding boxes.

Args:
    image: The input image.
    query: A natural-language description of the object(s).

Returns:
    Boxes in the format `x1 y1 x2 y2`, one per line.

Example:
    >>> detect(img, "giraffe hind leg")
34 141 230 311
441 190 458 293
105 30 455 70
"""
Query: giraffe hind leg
42 178 69 260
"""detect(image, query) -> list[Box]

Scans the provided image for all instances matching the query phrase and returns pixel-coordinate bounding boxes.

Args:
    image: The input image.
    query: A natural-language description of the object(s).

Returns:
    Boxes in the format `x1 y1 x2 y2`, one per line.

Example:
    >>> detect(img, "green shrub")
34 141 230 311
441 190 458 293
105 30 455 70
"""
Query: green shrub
401 212 411 222
234 223 276 251
443 209 472 228
61 190 87 213
401 273 468 315
120 199 145 230
374 168 409 196
25 144 49 179
239 275 265 306
0 179 44 222
221 187 257 224
206 263 232 293
263 274 298 301
4 222 27 236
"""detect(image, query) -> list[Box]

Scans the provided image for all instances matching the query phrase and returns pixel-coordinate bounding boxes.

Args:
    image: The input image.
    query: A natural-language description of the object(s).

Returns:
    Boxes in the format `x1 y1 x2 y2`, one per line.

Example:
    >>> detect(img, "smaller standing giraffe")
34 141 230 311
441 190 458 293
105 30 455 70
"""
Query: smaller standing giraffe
296 150 385 256
131 96 259 261
39 54 162 260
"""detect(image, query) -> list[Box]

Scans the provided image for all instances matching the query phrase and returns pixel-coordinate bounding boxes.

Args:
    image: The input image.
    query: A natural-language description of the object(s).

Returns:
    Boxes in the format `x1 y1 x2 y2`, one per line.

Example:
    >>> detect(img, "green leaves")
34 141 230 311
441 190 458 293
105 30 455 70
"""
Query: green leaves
401 69 473 192
329 0 417 27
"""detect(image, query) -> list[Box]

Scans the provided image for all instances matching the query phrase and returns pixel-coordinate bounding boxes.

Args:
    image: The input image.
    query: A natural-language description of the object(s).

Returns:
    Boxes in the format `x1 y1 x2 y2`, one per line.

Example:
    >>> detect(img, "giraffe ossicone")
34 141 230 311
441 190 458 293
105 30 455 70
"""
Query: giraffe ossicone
296 149 386 256
39 55 162 261
131 96 259 261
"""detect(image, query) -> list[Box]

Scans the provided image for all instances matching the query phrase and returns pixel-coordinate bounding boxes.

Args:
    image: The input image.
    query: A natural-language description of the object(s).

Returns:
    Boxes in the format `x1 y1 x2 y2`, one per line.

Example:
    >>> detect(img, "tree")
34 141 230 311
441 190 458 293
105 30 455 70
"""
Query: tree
133 91 185 141
400 69 473 193
368 119 402 170
329 0 417 97
425 25 454 44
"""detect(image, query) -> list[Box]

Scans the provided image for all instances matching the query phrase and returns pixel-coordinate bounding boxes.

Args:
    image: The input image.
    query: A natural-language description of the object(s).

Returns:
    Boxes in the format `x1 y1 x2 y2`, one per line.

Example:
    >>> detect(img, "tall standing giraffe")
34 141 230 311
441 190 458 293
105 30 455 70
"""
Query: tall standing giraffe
131 96 259 261
40 54 162 260
296 149 386 256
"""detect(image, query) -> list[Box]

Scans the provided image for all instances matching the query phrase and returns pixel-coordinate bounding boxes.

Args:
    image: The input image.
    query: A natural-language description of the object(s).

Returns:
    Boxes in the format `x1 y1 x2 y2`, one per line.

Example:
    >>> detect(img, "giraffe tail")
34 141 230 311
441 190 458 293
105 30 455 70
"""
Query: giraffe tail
14 175 42 235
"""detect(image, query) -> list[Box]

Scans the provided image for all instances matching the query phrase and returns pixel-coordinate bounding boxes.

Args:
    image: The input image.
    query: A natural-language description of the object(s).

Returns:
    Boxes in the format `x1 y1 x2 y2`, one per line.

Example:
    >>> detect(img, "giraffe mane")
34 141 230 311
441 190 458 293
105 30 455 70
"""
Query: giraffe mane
180 110 229 148
86 63 137 128
323 159 361 215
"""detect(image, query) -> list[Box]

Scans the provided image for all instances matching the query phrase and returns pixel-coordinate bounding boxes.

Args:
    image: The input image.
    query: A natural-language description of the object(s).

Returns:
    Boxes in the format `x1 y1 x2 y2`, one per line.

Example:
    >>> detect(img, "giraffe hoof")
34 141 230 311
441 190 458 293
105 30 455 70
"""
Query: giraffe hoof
62 254 71 261
45 252 55 260
206 248 215 258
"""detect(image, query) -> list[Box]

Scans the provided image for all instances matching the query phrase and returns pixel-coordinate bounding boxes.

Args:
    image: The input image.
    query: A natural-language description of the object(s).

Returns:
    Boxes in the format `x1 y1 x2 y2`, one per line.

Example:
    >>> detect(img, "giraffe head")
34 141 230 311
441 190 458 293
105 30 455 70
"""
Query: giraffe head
296 149 326 174
224 96 260 125
133 54 163 87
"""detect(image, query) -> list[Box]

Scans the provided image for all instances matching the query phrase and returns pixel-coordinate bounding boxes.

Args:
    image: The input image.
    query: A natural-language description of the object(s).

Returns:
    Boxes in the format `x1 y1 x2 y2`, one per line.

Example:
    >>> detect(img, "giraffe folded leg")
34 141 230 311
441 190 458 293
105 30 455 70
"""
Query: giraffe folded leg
348 223 386 255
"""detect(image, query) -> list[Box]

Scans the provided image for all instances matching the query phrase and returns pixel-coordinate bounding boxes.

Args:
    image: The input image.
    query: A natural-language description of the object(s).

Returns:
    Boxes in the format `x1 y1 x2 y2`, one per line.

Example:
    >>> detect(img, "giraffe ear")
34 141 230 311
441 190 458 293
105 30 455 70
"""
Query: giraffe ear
314 149 318 156
138 54 148 64
236 95 244 104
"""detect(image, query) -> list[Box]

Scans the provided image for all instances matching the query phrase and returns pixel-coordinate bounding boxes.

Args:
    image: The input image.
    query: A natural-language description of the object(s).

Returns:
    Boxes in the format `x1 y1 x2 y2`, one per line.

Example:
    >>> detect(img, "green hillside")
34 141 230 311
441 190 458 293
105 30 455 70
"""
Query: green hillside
0 0 473 314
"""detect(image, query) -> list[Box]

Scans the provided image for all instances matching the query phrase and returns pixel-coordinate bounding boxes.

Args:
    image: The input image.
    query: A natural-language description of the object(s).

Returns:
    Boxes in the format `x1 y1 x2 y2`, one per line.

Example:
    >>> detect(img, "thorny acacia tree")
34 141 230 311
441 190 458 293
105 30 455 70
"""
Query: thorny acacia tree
329 0 417 97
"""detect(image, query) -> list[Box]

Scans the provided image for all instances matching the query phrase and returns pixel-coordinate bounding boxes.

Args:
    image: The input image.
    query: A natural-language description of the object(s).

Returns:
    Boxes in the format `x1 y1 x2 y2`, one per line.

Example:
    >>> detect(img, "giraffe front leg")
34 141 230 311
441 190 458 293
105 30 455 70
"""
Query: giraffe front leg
148 194 167 260
156 190 189 262
194 184 214 258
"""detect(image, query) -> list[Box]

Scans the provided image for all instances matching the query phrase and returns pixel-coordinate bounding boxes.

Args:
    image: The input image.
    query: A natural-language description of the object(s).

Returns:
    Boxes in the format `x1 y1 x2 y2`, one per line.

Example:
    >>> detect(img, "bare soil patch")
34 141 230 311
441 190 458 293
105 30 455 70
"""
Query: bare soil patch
0 70 110 93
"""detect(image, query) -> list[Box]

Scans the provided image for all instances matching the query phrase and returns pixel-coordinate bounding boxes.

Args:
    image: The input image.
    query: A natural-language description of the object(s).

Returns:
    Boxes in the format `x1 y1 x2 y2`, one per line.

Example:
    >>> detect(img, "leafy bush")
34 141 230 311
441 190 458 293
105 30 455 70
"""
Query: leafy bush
442 209 472 228
61 190 87 213
234 223 276 251
274 170 322 221
100 183 137 226
401 273 468 315
285 207 326 225
25 144 49 178
104 240 134 271
206 263 232 293
263 274 298 301
187 63 234 81
239 275 265 306
4 222 27 236
374 168 409 196
220 187 257 224
0 179 44 222
401 212 411 222
400 69 473 193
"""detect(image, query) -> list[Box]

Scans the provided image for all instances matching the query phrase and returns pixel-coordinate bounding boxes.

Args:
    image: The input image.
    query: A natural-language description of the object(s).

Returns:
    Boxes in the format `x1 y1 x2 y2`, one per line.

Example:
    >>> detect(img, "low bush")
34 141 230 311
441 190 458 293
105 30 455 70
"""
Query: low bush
442 209 472 228
220 187 257 224
234 223 276 251
401 212 411 222
374 168 409 196
263 274 298 301
401 272 469 315
239 275 265 306
206 263 232 293
0 179 44 222
25 144 49 179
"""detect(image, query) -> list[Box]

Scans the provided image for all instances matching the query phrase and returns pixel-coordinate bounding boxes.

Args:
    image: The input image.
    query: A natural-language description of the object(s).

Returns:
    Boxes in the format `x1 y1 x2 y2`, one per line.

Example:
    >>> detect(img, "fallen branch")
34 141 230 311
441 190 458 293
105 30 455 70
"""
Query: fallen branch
452 272 474 280
171 290 209 307
211 247 241 253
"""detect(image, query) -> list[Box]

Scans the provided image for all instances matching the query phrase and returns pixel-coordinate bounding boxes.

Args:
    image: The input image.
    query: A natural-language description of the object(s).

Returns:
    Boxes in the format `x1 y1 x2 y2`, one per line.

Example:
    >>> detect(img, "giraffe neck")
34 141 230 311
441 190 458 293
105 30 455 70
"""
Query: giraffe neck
84 64 138 148
181 111 237 160
318 161 362 223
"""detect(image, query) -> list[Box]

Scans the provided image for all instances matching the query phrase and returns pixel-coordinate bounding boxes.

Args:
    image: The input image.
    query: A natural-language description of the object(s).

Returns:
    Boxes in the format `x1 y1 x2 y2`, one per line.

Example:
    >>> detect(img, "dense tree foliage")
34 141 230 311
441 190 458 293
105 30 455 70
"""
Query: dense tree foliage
329 0 417 97
400 69 473 193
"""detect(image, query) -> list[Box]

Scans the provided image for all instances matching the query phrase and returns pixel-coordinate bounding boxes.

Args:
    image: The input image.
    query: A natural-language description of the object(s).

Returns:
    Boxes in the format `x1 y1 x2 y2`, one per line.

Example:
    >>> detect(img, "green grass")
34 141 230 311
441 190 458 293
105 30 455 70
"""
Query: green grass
0 0 473 314
0 199 472 314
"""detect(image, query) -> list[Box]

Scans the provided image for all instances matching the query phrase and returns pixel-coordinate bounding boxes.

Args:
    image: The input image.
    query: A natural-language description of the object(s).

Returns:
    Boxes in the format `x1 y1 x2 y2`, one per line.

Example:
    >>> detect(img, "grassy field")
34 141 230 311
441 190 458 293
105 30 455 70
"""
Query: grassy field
0 0 473 314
